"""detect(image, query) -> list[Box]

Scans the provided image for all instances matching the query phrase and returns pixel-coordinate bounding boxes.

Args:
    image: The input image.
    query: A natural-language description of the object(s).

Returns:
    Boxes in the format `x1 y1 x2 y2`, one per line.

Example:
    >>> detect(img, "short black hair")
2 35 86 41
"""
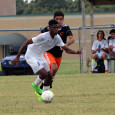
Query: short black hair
54 11 64 19
48 19 58 26
110 29 115 34
97 30 105 39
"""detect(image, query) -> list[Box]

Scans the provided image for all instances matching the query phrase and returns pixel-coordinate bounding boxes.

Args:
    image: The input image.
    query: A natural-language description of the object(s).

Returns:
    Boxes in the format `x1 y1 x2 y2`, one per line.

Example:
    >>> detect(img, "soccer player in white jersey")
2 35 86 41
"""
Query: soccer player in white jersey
12 19 81 102
108 29 115 57
91 30 109 73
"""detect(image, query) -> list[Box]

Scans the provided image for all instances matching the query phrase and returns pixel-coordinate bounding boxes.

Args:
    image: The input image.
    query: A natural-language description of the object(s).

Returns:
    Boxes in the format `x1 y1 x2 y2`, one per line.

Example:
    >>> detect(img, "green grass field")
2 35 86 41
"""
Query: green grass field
0 60 115 115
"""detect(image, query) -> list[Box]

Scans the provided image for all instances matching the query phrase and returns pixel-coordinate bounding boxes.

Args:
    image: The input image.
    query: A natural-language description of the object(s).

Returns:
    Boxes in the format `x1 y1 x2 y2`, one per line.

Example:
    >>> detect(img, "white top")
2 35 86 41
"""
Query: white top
26 32 65 57
92 39 108 53
109 39 115 47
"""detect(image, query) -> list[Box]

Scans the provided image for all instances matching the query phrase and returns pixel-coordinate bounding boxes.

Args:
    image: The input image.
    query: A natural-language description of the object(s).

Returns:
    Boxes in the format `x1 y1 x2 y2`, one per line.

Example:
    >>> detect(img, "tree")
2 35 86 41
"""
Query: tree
16 0 115 15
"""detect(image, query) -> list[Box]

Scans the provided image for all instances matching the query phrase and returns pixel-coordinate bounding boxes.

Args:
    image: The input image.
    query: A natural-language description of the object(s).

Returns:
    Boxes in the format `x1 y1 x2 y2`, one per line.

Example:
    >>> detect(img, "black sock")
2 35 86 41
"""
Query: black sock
40 83 44 89
40 80 53 89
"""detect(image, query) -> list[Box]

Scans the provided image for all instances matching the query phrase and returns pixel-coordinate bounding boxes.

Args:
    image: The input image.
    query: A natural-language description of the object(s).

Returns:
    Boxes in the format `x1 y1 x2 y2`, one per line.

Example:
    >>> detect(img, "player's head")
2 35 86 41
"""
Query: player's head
54 11 64 19
53 11 64 28
49 19 58 35
97 30 105 39
110 29 115 39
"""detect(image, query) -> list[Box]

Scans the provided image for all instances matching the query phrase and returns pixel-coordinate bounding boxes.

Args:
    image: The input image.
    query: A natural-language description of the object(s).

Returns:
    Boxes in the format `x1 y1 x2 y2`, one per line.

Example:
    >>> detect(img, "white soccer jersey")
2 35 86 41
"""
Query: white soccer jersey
109 39 115 47
26 32 65 57
92 39 108 53
25 32 65 73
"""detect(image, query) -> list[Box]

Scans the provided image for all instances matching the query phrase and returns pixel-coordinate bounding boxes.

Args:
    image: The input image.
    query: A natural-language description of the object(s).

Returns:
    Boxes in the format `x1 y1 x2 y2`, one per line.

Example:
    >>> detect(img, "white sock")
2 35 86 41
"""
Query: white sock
91 59 95 71
43 86 50 91
34 75 43 86
104 60 108 70
52 76 55 81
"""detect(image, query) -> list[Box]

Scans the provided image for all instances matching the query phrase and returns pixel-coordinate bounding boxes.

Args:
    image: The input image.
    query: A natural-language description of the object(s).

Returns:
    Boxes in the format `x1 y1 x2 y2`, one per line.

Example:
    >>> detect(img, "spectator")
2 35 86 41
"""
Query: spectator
90 30 109 73
108 29 115 57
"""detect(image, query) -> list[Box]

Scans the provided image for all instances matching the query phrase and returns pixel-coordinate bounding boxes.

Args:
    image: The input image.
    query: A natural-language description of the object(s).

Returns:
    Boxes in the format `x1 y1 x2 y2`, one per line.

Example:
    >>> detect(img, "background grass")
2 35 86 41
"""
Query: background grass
57 59 81 74
0 59 115 115
0 74 115 115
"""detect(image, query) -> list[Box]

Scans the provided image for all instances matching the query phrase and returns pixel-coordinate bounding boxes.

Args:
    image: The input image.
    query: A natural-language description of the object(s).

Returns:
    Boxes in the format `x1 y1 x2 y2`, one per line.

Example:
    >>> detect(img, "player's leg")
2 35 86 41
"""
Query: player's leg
40 52 58 90
49 56 62 88
33 68 52 102
25 55 51 101
25 56 44 93
101 53 108 73
32 68 49 94
40 57 53 91
34 62 52 101
43 71 52 91
91 54 98 73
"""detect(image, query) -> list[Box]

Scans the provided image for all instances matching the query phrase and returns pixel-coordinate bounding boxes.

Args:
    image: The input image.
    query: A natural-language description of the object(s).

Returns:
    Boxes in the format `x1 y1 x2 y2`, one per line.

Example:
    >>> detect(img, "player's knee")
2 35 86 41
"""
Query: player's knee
51 63 58 75
40 71 48 79
92 54 97 59
109 46 113 51
102 54 107 59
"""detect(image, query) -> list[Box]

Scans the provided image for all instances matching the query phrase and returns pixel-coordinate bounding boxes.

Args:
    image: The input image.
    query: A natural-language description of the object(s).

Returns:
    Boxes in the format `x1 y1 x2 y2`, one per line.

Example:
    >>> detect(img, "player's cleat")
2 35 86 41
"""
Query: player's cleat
49 88 52 91
32 83 43 95
35 91 43 102
105 70 108 73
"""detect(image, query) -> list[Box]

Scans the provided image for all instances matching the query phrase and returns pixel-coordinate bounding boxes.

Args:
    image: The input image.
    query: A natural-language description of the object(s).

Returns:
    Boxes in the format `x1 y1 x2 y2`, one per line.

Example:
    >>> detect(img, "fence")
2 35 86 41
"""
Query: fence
0 24 115 73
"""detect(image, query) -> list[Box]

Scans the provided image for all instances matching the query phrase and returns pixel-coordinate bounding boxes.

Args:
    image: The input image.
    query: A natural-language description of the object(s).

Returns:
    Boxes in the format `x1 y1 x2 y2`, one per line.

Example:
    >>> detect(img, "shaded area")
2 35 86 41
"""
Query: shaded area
0 33 27 45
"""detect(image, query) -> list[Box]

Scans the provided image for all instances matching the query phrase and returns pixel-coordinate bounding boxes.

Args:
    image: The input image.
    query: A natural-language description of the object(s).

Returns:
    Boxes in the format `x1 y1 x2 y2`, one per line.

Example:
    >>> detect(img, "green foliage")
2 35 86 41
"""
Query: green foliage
16 0 82 15
16 0 28 15
16 0 115 15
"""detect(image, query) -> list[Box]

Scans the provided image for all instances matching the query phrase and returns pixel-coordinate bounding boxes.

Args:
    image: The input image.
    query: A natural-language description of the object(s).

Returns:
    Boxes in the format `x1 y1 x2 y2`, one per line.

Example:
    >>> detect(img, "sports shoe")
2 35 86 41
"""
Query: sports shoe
32 83 43 95
105 70 108 73
49 88 52 91
32 83 43 102
35 91 43 102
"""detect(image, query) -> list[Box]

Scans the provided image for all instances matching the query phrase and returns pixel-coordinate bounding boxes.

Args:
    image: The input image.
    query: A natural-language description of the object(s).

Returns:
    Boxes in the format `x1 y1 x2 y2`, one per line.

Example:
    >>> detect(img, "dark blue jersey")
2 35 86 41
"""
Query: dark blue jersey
41 24 73 57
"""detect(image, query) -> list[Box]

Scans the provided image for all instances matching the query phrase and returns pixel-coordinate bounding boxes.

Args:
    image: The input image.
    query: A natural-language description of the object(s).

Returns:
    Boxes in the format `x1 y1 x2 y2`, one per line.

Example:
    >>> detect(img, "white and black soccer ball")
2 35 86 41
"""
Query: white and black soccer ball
41 90 54 103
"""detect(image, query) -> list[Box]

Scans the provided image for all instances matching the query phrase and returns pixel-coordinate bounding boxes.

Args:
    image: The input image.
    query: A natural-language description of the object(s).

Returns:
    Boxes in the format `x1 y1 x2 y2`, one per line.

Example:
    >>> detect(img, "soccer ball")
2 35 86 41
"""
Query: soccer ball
41 90 54 103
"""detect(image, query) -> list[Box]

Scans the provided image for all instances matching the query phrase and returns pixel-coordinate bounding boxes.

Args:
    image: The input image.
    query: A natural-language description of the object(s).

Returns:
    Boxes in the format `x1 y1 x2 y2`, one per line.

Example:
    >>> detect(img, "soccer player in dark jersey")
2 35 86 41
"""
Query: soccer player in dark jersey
40 11 75 90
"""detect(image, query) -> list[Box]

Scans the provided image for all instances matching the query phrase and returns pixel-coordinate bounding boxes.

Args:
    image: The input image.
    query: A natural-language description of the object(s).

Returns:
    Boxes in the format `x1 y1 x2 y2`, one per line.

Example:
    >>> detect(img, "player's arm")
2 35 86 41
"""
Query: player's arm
100 48 108 53
92 40 98 54
65 26 75 46
62 45 81 54
92 49 98 54
66 36 75 46
12 39 33 65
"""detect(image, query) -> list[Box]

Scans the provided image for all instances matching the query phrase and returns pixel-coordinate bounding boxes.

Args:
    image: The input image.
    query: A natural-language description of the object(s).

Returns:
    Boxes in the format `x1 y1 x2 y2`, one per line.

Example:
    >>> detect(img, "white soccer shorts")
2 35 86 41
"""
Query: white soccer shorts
96 52 107 59
25 54 50 74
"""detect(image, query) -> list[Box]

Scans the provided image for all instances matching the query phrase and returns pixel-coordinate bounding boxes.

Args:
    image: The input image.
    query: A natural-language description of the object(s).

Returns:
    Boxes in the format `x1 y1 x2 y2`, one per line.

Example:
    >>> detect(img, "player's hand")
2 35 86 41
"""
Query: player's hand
100 48 103 51
76 50 82 54
12 56 19 66
96 48 98 51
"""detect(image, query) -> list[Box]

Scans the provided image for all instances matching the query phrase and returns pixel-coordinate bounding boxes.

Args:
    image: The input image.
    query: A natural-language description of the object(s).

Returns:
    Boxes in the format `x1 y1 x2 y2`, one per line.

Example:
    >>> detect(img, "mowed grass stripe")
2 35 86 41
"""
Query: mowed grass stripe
0 74 114 115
